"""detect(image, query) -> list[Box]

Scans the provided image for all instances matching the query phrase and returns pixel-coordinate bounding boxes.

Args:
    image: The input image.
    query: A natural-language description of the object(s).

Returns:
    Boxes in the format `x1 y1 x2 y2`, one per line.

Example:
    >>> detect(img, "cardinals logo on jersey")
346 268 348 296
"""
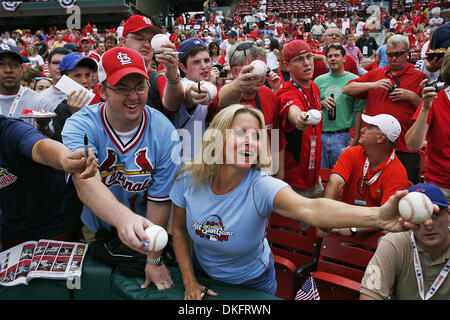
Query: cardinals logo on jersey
0 168 17 189
99 149 117 173
99 148 153 192
135 149 153 174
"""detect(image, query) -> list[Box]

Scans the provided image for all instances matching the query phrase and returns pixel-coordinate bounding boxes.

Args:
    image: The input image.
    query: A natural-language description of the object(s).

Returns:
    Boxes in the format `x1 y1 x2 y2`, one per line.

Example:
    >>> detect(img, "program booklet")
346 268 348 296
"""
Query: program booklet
0 240 88 286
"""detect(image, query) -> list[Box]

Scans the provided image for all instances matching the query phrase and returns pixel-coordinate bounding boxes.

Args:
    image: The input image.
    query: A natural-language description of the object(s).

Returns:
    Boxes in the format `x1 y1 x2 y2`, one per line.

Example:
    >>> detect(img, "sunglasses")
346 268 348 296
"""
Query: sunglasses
358 176 368 197
230 42 259 65
386 51 406 58
34 76 53 82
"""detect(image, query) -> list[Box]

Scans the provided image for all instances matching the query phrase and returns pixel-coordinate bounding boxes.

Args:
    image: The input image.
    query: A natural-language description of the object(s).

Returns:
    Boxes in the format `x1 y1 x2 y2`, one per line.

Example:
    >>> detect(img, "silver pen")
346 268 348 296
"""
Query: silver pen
84 135 89 162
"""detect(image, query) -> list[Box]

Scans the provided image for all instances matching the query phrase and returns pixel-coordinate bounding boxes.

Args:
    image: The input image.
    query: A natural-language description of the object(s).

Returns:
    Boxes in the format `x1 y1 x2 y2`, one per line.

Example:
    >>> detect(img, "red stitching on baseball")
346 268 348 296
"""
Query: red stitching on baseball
420 193 432 219
405 197 415 222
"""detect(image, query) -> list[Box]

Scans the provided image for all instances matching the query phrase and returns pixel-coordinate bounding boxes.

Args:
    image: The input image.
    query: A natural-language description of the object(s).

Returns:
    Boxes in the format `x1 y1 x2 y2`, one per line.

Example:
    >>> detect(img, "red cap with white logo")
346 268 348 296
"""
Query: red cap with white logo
98 47 149 85
123 15 162 37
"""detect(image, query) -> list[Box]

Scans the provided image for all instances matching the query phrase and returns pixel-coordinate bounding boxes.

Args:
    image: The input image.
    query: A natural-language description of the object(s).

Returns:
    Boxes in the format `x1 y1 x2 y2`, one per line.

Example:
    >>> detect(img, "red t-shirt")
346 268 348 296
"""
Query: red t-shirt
313 50 359 80
412 89 450 188
332 146 409 206
346 63 426 152
240 86 286 151
277 81 322 189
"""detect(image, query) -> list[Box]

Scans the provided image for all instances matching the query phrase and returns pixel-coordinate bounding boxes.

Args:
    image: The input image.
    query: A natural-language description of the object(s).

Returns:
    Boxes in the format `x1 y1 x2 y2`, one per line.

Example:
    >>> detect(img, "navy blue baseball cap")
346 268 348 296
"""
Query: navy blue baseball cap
59 52 98 72
408 183 448 208
0 43 22 63
63 42 78 52
178 38 206 61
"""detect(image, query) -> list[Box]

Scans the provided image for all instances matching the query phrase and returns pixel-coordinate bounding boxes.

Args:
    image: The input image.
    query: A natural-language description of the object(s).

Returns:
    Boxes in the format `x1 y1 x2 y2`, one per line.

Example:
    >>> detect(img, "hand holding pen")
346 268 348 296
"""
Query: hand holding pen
60 135 97 179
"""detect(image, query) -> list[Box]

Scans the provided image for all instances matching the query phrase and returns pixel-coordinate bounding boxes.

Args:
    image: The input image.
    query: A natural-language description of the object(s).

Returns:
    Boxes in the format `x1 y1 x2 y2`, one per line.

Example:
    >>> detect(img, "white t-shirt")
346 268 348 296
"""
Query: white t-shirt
28 55 44 68
0 86 53 126
173 78 209 162
40 85 67 110
414 59 441 83
266 51 279 70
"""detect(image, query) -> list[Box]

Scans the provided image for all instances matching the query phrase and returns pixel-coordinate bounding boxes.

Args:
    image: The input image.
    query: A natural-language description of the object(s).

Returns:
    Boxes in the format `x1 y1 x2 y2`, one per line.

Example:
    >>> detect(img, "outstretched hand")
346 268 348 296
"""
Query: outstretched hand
378 190 437 232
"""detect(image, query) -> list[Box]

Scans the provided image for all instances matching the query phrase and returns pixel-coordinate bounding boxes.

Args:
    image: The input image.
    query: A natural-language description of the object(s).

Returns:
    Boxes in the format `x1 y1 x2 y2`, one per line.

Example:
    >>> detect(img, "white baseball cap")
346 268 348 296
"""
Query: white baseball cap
362 114 401 142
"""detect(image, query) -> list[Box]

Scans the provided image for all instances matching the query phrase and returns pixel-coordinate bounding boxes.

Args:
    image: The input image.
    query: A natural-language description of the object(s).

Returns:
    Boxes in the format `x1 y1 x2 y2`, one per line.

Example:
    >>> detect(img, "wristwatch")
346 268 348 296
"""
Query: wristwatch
350 227 357 237
146 256 164 266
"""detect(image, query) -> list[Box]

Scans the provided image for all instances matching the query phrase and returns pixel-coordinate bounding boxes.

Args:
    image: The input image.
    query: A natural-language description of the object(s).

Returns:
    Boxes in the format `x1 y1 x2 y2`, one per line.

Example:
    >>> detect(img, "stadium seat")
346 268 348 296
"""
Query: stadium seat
269 167 331 299
294 230 386 300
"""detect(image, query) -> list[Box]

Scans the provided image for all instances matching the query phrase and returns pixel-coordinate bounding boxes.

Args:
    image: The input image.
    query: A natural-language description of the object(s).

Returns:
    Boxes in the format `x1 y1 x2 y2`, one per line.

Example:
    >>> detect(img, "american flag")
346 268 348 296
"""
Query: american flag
295 276 320 300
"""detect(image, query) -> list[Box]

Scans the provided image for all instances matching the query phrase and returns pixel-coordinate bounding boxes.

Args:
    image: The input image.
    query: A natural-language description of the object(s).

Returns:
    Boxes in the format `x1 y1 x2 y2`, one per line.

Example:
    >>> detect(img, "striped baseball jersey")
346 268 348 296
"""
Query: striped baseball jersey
62 103 181 232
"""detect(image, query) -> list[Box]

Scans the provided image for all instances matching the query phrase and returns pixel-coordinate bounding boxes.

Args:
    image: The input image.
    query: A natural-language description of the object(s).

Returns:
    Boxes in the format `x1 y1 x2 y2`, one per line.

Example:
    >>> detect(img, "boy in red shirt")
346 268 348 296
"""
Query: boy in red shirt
277 40 323 198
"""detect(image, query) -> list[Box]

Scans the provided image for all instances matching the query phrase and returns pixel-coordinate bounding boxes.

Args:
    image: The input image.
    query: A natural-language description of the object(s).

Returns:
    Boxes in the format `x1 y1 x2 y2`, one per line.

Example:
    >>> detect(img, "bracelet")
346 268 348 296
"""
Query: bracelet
167 74 181 85
146 256 164 266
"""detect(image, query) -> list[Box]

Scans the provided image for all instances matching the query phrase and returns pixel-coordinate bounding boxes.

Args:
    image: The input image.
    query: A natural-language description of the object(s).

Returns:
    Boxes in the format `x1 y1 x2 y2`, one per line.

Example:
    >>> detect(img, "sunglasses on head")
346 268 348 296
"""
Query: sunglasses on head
386 50 406 58
231 42 259 65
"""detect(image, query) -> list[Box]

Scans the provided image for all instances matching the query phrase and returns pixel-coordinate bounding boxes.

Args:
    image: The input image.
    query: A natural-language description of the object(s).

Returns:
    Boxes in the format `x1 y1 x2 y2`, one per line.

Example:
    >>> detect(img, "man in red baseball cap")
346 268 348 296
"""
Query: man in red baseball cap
119 15 184 113
277 40 324 198
61 46 181 291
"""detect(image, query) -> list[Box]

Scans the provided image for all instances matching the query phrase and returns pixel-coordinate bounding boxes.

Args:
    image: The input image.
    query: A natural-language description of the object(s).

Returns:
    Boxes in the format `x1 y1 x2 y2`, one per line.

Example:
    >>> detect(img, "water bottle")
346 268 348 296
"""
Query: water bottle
328 93 336 120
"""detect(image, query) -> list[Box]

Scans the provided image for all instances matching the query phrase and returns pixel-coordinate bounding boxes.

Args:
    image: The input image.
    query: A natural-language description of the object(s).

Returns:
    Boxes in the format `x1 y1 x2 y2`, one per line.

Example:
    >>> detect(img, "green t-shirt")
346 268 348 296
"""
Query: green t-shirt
314 72 366 132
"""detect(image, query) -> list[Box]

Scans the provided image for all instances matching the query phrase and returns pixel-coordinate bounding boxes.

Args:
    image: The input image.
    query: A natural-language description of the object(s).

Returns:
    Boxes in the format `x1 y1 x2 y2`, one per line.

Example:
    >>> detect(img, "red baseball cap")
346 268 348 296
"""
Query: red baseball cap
123 15 162 37
282 40 312 62
363 24 370 30
98 47 149 85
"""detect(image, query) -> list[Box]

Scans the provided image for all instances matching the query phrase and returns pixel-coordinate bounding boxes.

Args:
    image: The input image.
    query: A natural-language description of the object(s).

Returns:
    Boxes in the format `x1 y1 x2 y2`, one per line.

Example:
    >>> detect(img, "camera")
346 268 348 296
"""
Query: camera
425 81 447 92
212 62 228 78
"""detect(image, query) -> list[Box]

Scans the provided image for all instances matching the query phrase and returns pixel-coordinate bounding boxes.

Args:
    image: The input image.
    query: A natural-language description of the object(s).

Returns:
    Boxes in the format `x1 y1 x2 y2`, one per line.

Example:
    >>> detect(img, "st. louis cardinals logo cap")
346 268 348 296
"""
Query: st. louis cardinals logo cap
408 183 448 208
98 47 149 85
123 15 162 37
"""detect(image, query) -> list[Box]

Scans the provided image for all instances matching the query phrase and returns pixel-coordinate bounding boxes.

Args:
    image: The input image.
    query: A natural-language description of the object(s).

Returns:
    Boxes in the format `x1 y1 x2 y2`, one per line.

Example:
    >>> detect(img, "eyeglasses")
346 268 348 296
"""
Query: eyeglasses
230 42 259 65
106 83 148 96
0 60 21 70
386 51 406 58
326 33 342 38
125 35 152 45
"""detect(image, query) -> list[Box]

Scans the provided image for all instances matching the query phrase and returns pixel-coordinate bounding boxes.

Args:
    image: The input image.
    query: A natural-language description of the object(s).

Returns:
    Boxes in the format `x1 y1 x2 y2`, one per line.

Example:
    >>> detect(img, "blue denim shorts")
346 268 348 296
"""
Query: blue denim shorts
191 250 277 295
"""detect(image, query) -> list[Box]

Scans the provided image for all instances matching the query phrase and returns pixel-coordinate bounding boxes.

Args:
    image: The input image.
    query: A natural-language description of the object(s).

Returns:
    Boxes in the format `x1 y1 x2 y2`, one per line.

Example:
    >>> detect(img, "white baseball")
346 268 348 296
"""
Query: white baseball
398 192 433 224
151 34 170 51
250 60 267 78
200 81 217 102
306 109 322 125
144 225 168 251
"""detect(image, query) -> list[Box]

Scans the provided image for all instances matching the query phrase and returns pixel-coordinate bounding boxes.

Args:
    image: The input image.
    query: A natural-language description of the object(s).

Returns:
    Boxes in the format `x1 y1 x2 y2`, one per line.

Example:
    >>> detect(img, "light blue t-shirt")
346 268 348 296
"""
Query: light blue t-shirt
376 45 388 68
170 169 289 284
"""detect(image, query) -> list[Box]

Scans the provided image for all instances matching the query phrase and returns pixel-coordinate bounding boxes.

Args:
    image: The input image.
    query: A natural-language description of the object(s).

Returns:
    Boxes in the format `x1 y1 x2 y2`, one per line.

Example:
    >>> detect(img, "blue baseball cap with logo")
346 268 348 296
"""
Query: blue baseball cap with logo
178 38 206 61
408 183 448 208
0 43 22 63
59 52 98 73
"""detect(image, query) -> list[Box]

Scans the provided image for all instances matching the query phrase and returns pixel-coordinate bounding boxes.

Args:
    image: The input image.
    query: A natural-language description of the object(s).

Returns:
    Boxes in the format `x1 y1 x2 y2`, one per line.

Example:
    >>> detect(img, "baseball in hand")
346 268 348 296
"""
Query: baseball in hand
144 225 168 251
200 81 217 102
151 34 170 51
398 192 433 224
305 109 322 125
250 60 268 78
